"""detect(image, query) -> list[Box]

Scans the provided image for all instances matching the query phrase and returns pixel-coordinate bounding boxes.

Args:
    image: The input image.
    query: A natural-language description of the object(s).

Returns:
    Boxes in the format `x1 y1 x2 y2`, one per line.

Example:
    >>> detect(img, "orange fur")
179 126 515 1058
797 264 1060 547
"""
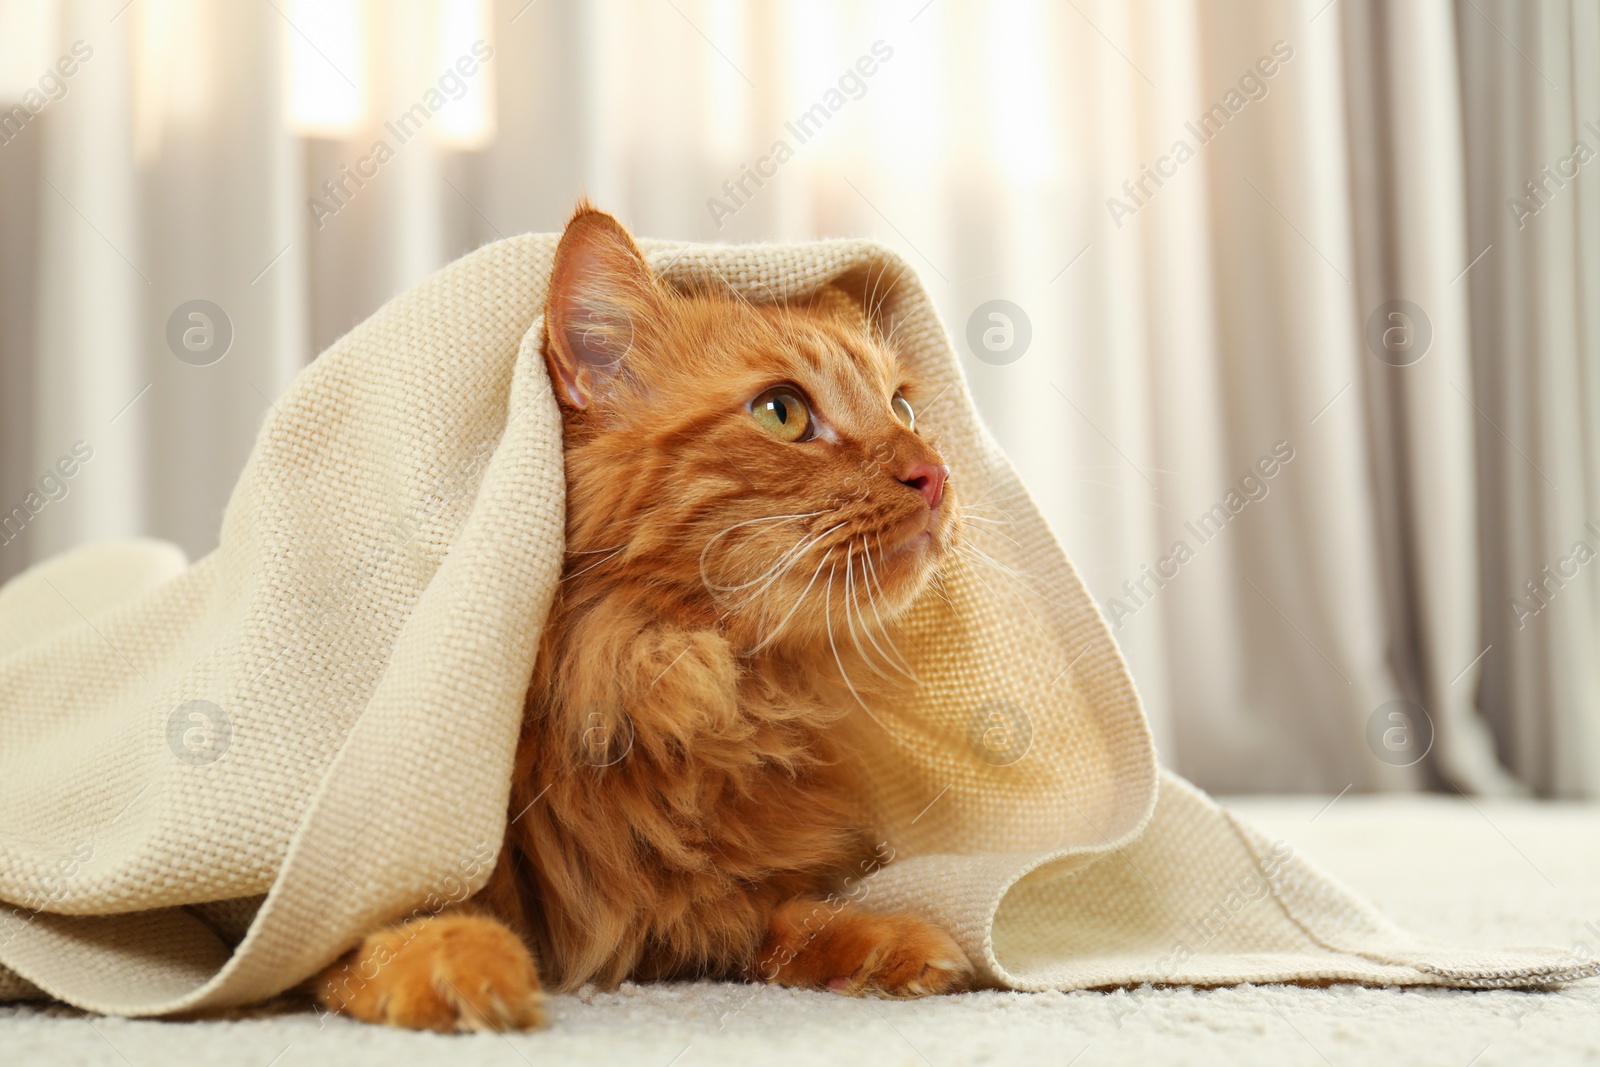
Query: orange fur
317 203 969 1030
314 913 545 1032
760 900 969 996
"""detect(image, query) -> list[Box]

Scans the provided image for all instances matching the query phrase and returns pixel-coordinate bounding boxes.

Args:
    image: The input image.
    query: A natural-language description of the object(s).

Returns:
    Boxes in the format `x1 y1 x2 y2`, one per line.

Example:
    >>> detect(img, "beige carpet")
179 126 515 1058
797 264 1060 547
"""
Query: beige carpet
5 792 1598 1066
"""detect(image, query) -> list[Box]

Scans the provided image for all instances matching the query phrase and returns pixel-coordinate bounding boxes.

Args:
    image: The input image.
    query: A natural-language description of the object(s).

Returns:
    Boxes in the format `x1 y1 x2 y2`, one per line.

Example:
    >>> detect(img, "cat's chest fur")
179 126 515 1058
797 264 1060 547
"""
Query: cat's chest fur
501 615 868 989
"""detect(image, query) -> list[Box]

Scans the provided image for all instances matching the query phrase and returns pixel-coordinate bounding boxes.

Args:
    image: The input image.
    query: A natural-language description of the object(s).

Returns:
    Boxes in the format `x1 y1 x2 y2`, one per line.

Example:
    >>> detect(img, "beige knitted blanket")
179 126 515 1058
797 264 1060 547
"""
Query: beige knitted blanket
0 235 1592 1016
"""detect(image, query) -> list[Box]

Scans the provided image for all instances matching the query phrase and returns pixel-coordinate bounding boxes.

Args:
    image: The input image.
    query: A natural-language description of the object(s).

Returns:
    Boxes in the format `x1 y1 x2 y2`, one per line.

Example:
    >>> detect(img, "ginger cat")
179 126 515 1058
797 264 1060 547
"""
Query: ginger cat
315 205 970 1030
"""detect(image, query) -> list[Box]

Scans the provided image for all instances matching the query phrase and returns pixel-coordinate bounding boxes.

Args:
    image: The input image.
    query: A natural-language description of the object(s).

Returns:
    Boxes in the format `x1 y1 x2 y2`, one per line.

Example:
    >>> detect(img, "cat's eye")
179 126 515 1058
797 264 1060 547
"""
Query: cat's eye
892 393 916 432
751 386 813 442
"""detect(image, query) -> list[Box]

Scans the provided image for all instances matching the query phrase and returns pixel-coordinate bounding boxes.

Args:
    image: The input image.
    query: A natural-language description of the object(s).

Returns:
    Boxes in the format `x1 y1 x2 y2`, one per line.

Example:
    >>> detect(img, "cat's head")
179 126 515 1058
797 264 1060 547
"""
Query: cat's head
542 204 958 655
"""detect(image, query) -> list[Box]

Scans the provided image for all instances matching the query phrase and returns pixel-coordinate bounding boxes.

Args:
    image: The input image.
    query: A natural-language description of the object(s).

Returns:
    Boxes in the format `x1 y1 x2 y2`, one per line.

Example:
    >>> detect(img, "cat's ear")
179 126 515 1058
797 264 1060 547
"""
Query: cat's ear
543 204 658 409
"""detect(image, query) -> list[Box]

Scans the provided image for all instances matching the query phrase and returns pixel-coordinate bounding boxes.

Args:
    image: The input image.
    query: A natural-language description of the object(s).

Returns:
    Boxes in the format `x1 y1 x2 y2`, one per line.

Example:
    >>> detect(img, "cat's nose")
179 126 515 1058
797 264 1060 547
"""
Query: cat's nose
899 462 948 510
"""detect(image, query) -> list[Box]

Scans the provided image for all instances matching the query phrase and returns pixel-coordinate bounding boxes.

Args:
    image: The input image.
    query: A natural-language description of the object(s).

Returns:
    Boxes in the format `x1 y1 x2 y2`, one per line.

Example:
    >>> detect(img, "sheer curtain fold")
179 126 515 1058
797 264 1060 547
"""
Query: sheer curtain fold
33 0 144 560
1339 0 1521 793
1459 0 1600 795
0 0 1590 794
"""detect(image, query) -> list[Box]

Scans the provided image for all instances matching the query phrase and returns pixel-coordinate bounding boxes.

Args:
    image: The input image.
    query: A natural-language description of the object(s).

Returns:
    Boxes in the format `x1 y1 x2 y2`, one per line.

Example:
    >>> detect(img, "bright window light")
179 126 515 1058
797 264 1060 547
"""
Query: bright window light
133 0 217 164
786 0 843 155
432 0 495 149
703 0 750 162
284 0 365 139
0 0 59 100
986 0 1059 180
873 1 950 170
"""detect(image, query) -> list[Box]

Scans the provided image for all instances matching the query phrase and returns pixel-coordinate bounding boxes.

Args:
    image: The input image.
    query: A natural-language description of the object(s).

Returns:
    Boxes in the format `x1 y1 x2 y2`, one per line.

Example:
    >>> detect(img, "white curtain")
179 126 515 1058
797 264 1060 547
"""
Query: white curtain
1459 0 1600 795
0 0 1591 795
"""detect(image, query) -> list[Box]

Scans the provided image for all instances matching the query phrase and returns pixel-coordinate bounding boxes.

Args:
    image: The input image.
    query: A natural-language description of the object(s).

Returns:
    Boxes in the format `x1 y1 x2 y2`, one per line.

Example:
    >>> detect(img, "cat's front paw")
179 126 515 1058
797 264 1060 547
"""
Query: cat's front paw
758 900 972 998
315 914 547 1032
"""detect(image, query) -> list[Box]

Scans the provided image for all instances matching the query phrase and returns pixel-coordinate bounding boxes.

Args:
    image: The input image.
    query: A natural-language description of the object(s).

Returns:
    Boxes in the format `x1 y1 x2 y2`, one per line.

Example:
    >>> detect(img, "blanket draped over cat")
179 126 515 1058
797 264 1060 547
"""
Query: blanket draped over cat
0 234 1593 1014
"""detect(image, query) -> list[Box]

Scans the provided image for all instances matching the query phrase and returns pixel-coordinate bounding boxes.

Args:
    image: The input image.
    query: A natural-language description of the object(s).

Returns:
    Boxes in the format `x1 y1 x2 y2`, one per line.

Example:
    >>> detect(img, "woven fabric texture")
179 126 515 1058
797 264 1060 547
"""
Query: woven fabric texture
0 234 1592 1015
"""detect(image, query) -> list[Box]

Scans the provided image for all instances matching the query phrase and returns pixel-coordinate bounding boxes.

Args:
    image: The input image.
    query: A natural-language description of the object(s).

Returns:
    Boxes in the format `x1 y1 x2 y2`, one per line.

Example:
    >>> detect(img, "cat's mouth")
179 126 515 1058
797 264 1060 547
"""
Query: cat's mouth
885 523 933 557
878 505 950 562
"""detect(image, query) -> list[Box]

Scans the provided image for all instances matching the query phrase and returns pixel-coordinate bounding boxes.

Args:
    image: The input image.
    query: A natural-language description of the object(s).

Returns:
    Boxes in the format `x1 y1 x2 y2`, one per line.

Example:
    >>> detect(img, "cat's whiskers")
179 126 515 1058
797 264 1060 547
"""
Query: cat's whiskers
881 316 908 354
951 543 1083 627
863 264 886 322
864 264 904 329
956 542 1028 584
959 516 1024 550
706 265 764 317
697 511 828 594
841 543 895 684
823 557 887 731
961 485 1034 514
852 535 920 684
567 542 629 555
562 543 628 582
949 546 1025 628
721 520 847 619
960 501 1018 524
858 534 920 682
745 545 835 656
927 563 956 609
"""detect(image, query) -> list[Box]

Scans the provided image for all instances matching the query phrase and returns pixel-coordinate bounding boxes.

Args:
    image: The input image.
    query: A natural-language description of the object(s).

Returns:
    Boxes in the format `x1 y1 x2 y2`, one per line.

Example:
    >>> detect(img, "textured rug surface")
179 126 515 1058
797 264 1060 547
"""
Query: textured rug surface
5 794 1598 1066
